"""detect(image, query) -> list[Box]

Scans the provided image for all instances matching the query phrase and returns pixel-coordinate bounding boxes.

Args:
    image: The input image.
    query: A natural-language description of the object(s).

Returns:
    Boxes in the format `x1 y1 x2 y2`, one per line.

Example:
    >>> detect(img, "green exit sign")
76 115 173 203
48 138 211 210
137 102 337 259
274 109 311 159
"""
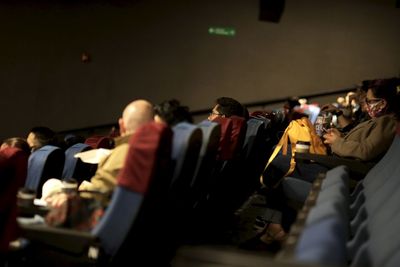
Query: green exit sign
208 27 236 37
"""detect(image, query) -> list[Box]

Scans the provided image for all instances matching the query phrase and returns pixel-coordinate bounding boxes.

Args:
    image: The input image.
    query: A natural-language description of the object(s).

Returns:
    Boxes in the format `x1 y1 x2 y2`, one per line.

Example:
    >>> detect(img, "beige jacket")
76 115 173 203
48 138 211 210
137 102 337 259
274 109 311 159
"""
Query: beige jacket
331 114 397 162
80 134 131 194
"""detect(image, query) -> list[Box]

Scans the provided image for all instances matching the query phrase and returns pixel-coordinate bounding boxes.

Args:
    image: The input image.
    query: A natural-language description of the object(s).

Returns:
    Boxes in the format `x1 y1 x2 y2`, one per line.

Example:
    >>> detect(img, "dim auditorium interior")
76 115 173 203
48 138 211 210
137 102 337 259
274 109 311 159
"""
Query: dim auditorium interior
1 0 400 266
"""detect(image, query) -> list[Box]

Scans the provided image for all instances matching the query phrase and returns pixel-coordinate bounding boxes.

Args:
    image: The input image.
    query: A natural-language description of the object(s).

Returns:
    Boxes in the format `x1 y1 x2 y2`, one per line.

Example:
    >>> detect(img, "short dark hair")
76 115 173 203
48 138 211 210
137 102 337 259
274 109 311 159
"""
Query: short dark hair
215 97 248 119
154 99 193 126
29 126 56 147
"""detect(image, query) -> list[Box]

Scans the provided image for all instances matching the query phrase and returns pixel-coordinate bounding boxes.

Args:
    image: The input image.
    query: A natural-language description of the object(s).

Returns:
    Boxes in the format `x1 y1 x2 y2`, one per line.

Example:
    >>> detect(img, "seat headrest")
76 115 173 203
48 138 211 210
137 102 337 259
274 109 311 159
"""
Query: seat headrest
117 122 173 194
211 116 233 160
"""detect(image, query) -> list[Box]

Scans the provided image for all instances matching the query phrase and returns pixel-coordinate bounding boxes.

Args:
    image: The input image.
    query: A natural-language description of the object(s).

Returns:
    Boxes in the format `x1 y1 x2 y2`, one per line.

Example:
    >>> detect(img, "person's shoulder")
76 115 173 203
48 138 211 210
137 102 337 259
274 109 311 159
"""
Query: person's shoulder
114 134 131 146
375 113 397 123
372 114 397 132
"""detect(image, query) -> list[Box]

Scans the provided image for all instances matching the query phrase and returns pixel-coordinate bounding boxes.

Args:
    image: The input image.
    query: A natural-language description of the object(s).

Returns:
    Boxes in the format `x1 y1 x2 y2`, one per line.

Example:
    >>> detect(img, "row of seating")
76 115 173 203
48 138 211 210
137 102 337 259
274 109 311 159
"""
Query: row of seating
278 123 400 267
16 115 275 265
24 143 93 198
23 135 115 199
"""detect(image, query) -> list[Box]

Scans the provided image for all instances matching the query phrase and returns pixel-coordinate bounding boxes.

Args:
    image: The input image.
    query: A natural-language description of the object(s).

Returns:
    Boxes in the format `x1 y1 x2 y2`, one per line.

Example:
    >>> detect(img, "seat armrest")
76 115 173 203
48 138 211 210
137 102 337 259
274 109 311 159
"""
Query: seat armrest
18 205 50 217
20 223 98 254
295 153 373 179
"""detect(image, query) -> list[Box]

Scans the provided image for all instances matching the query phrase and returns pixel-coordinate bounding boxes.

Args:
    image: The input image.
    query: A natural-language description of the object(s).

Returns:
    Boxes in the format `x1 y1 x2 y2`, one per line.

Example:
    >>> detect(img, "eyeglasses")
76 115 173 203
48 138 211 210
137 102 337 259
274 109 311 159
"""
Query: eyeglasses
365 98 383 105
208 111 223 117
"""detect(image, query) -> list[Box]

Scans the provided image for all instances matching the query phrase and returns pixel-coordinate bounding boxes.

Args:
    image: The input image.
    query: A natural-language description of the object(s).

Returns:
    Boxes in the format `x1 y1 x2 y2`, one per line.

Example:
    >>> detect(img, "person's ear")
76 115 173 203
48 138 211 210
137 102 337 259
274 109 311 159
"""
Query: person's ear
381 99 388 109
118 118 126 135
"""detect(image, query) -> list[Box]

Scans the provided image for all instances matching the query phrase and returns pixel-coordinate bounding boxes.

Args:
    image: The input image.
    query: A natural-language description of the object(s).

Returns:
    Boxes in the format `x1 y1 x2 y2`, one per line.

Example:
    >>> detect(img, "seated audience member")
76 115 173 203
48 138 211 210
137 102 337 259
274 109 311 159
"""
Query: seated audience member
63 134 86 149
45 99 155 208
208 96 249 121
0 142 30 254
281 97 308 130
154 99 193 126
283 97 304 121
320 102 356 134
323 77 399 162
255 77 400 249
297 98 320 124
321 87 369 134
26 126 56 152
1 137 31 155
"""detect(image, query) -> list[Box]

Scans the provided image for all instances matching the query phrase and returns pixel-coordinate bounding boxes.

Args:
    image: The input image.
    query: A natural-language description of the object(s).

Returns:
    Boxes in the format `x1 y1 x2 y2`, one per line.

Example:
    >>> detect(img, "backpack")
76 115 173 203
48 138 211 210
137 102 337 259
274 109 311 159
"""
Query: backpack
260 117 327 187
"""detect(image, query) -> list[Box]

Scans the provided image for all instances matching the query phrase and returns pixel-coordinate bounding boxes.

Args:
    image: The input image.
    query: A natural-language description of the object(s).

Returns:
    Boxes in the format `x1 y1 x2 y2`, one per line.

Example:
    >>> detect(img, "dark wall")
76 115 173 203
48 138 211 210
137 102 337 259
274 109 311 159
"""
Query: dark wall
1 0 399 140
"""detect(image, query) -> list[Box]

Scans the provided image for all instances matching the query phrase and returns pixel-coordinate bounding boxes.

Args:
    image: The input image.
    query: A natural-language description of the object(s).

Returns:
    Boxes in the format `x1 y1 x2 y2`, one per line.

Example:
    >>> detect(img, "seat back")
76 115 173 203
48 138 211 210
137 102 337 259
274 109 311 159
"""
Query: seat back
85 135 114 149
242 118 268 159
295 216 347 266
189 120 221 207
0 147 29 252
169 122 202 208
239 117 272 197
228 116 247 159
291 124 400 267
62 143 93 183
25 145 65 198
201 116 248 220
92 122 173 263
211 116 233 161
357 134 400 267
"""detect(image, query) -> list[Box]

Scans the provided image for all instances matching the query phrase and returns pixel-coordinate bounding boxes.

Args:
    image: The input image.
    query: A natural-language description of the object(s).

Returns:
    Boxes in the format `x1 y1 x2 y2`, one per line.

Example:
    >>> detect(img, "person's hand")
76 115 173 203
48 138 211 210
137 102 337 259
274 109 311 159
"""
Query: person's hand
78 180 93 191
320 104 339 113
323 128 341 145
44 192 68 227
45 192 68 208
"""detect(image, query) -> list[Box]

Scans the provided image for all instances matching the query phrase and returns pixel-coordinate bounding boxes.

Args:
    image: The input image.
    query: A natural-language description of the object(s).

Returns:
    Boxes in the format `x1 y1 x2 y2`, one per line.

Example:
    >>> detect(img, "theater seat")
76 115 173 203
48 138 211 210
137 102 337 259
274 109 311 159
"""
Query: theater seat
211 116 233 161
287 123 400 267
169 122 202 210
84 135 114 149
25 145 65 198
0 147 28 253
19 122 174 265
189 120 221 209
62 143 93 183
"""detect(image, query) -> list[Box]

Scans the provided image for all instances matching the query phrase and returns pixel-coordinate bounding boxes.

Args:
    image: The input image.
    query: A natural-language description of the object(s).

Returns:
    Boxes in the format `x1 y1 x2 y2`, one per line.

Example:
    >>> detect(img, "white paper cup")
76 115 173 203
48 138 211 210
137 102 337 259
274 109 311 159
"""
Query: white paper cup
296 141 310 153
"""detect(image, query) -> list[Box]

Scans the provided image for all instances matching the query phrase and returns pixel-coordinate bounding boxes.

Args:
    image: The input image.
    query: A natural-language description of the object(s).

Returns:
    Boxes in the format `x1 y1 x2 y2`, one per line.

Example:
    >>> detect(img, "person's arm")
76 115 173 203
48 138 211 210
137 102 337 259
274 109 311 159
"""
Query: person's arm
330 116 396 161
79 144 129 194
321 104 353 129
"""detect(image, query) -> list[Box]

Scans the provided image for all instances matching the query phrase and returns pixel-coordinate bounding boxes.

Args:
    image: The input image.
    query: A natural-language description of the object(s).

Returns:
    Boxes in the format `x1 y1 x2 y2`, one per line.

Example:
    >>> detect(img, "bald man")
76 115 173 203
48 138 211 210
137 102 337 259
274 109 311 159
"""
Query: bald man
78 99 154 194
43 100 154 227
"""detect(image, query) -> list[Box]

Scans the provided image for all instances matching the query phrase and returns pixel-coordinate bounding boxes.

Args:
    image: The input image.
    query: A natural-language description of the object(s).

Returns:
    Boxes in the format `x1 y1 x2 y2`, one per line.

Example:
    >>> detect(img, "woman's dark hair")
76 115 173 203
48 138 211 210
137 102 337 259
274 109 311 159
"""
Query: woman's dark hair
368 77 400 117
154 99 193 126
1 137 31 154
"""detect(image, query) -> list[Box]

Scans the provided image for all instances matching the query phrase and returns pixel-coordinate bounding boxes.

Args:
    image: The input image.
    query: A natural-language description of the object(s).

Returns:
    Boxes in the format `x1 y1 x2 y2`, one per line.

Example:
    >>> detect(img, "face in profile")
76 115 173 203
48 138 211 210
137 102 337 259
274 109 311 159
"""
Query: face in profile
27 132 39 151
208 105 223 121
154 114 165 124
365 89 387 118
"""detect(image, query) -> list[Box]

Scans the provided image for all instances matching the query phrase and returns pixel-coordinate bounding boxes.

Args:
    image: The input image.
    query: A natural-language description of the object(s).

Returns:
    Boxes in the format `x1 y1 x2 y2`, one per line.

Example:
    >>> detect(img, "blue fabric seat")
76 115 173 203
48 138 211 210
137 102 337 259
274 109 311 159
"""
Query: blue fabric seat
239 117 273 199
169 122 202 209
61 143 93 183
19 122 174 265
25 145 65 198
295 216 348 266
293 124 400 267
189 120 221 209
